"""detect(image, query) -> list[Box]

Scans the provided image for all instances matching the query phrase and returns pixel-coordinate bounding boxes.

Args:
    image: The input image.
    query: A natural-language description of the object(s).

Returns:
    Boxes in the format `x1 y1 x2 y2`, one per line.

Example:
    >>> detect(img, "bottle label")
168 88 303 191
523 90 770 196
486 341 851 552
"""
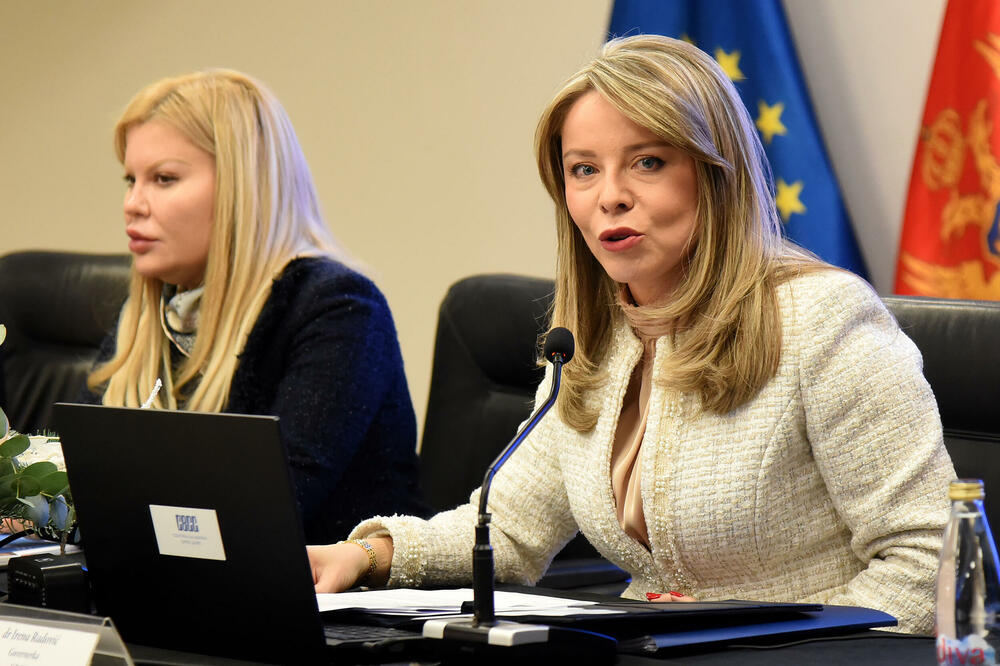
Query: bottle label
938 634 998 665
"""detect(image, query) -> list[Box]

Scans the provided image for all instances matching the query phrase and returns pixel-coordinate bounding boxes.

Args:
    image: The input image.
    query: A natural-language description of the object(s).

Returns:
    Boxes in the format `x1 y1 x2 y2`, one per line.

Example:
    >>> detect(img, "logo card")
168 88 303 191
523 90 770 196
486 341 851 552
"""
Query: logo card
149 504 226 561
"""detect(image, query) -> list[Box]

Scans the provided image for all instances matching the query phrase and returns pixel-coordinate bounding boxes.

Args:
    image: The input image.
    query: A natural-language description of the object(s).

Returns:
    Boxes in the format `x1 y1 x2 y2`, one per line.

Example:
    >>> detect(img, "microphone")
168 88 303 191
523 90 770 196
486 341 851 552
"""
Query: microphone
422 328 616 662
543 326 575 365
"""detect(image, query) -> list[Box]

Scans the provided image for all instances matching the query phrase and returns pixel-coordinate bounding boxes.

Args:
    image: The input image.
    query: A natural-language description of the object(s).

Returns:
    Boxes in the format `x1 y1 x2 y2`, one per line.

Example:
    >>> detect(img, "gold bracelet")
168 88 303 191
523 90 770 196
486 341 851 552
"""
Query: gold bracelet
342 539 378 582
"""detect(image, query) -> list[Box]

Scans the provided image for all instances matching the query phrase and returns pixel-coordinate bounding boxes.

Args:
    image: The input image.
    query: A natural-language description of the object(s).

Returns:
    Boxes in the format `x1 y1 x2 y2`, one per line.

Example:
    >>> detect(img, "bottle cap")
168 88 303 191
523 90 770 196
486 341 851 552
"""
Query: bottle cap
949 479 985 501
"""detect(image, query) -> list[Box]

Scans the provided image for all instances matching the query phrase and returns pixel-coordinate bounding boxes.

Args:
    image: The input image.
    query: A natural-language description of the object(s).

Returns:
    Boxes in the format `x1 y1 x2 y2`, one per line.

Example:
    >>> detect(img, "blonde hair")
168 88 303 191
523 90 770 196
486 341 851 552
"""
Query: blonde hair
535 35 825 431
89 69 345 411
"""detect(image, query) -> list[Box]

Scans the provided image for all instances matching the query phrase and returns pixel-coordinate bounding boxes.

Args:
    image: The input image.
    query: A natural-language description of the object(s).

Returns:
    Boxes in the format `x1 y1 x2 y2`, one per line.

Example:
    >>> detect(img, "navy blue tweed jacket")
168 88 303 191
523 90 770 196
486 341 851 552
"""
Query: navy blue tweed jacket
89 257 425 543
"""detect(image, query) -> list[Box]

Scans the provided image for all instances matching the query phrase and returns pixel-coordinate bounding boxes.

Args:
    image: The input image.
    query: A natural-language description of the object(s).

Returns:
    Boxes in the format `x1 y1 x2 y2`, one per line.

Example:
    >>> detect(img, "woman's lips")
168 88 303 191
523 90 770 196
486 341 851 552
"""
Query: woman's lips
127 230 155 254
599 228 643 252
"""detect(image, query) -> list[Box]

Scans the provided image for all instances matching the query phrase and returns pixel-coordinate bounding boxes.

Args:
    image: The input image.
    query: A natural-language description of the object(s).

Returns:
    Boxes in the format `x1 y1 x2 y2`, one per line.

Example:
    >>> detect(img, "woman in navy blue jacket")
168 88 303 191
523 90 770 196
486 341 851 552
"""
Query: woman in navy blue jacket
86 69 424 543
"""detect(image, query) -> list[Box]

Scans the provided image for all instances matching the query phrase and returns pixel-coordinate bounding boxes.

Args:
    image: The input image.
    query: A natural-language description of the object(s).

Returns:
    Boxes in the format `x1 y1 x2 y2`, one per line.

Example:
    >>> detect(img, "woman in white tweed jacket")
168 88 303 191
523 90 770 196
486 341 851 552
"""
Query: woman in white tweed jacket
309 36 955 634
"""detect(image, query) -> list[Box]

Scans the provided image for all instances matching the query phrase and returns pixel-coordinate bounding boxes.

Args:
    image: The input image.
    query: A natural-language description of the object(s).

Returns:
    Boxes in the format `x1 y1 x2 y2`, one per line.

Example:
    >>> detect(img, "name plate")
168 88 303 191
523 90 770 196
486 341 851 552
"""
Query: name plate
0 621 98 666
149 504 226 561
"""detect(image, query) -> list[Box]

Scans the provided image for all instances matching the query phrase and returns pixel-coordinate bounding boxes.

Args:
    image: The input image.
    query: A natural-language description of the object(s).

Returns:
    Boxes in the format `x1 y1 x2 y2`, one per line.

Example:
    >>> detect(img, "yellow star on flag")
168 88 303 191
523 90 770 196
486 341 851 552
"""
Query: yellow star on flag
756 101 787 144
775 179 806 221
714 48 745 81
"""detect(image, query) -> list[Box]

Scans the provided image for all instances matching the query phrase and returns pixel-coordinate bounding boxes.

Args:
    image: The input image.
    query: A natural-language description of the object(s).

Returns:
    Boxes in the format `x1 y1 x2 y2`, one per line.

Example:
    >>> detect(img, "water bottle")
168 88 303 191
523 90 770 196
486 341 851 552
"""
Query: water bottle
937 479 1000 665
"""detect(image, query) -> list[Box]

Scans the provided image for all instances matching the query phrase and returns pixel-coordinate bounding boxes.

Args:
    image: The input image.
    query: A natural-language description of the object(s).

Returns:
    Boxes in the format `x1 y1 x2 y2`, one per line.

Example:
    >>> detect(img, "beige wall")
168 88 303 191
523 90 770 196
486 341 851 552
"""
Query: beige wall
0 0 945 436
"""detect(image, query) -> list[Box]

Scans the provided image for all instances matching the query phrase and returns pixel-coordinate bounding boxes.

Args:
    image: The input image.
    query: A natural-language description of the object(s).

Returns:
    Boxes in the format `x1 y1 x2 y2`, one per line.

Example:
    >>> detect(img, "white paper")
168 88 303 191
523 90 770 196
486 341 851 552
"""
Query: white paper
0 620 98 666
148 504 226 561
0 538 81 567
316 587 616 617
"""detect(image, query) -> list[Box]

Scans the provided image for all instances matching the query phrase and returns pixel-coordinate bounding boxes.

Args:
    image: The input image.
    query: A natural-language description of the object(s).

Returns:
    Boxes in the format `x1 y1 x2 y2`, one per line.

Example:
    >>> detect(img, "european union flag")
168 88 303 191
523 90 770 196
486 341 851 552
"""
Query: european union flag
609 0 868 277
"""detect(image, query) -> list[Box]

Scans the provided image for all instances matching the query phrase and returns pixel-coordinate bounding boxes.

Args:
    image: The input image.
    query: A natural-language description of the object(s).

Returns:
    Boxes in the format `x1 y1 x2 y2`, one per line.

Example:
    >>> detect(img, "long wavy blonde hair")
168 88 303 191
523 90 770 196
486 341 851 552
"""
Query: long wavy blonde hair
535 35 825 432
88 69 344 411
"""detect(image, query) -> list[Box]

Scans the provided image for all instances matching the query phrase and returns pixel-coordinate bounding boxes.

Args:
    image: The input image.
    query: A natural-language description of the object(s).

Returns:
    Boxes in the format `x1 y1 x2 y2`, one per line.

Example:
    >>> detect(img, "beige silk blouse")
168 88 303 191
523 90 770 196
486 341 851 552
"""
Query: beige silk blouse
610 296 674 549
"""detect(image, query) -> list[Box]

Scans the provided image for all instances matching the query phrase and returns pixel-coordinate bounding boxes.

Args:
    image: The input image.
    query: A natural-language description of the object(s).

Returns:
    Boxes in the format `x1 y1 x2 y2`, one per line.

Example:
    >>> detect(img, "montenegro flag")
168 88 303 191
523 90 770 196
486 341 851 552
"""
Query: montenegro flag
896 0 1000 300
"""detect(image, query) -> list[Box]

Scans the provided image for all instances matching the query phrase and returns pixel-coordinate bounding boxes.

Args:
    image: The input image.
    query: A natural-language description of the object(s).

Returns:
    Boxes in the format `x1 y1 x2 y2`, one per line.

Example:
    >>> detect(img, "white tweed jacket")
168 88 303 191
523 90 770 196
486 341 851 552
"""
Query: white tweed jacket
352 270 955 634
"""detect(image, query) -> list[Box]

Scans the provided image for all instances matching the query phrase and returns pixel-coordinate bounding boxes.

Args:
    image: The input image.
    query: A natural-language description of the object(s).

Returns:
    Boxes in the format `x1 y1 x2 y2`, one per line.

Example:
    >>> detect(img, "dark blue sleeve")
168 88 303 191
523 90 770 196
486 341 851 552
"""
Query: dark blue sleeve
228 260 420 542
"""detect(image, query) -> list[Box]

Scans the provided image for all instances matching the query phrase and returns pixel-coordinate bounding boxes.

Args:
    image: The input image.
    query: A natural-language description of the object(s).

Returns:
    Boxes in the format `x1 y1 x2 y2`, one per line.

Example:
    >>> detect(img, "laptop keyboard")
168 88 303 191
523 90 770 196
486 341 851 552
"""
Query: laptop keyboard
323 623 423 646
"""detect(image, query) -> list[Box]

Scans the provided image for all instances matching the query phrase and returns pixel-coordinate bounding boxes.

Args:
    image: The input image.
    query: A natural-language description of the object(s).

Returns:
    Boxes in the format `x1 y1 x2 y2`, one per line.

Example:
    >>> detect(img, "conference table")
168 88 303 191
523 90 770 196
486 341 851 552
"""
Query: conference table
0 564 938 664
0 601 937 664
124 631 935 665
128 581 937 666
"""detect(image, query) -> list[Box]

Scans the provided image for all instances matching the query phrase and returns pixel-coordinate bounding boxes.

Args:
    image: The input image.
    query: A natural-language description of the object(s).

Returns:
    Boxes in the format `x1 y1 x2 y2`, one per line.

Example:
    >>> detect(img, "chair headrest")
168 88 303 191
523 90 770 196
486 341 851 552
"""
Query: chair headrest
0 251 132 350
435 273 555 388
0 251 131 433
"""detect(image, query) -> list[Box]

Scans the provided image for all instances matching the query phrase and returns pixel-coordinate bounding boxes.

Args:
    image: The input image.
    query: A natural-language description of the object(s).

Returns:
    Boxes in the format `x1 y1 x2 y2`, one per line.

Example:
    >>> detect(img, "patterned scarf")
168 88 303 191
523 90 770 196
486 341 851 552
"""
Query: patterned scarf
160 284 204 357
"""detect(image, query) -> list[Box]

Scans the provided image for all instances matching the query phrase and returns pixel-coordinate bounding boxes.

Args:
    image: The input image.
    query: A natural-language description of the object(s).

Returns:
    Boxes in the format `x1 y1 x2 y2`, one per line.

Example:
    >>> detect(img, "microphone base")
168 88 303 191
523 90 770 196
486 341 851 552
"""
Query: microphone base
423 617 549 646
422 617 617 664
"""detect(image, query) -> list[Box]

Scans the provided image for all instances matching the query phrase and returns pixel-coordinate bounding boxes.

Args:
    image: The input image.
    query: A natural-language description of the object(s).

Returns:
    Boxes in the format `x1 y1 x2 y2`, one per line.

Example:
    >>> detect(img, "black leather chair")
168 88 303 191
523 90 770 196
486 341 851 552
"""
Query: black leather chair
883 295 1000 526
0 251 131 434
420 274 553 512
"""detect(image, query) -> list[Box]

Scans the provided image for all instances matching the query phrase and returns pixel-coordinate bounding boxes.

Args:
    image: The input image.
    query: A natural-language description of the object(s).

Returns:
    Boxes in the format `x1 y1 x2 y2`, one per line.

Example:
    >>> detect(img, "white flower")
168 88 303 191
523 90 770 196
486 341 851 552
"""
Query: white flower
15 436 66 470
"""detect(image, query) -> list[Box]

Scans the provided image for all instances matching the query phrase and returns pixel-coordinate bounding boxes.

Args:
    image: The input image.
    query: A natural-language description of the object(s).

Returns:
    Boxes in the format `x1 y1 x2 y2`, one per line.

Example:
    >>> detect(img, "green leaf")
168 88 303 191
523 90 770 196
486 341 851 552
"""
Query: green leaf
0 459 15 478
21 461 57 479
38 471 69 496
0 434 29 459
0 474 16 499
0 407 8 440
12 476 41 498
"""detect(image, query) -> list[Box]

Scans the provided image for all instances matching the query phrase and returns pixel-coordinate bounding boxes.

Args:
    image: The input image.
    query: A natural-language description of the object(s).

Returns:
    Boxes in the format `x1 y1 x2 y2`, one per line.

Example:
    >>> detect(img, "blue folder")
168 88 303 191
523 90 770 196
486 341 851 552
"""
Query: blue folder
616 603 896 653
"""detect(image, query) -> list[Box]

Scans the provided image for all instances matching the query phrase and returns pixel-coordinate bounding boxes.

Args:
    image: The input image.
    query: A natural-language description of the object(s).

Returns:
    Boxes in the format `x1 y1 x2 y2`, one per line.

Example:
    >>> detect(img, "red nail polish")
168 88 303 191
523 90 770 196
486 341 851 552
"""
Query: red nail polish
669 590 684 597
645 592 662 600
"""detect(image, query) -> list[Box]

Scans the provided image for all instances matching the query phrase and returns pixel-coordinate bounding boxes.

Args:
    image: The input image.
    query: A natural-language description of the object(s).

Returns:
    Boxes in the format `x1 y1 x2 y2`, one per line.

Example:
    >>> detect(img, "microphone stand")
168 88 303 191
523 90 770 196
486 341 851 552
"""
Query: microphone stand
422 329 616 662
471 349 566 627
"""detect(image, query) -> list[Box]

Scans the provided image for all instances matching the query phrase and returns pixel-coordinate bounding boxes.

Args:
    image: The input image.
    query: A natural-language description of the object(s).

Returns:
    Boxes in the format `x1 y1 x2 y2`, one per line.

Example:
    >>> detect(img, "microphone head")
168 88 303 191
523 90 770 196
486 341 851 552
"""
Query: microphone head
543 327 575 364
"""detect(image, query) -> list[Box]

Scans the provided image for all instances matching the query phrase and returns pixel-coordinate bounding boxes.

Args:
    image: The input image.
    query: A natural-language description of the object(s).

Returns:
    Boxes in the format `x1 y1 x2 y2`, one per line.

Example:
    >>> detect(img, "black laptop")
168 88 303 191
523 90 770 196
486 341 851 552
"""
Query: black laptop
52 403 419 664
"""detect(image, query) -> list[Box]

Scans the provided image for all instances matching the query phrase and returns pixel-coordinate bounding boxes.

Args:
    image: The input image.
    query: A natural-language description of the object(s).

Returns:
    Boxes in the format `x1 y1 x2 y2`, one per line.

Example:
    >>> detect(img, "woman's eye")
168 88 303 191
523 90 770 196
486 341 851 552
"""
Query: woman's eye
155 174 177 185
636 156 664 170
123 174 135 187
571 164 596 177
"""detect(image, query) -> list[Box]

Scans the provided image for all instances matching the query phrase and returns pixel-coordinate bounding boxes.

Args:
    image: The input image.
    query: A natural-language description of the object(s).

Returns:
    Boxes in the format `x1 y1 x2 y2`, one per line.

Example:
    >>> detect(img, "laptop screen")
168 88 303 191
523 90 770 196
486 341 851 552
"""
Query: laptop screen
53 403 328 663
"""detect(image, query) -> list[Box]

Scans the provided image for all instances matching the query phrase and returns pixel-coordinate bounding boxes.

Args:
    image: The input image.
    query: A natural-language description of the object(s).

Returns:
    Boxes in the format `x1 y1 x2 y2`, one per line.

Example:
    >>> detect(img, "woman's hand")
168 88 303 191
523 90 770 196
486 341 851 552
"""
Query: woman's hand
0 518 30 535
308 537 393 593
645 591 697 602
